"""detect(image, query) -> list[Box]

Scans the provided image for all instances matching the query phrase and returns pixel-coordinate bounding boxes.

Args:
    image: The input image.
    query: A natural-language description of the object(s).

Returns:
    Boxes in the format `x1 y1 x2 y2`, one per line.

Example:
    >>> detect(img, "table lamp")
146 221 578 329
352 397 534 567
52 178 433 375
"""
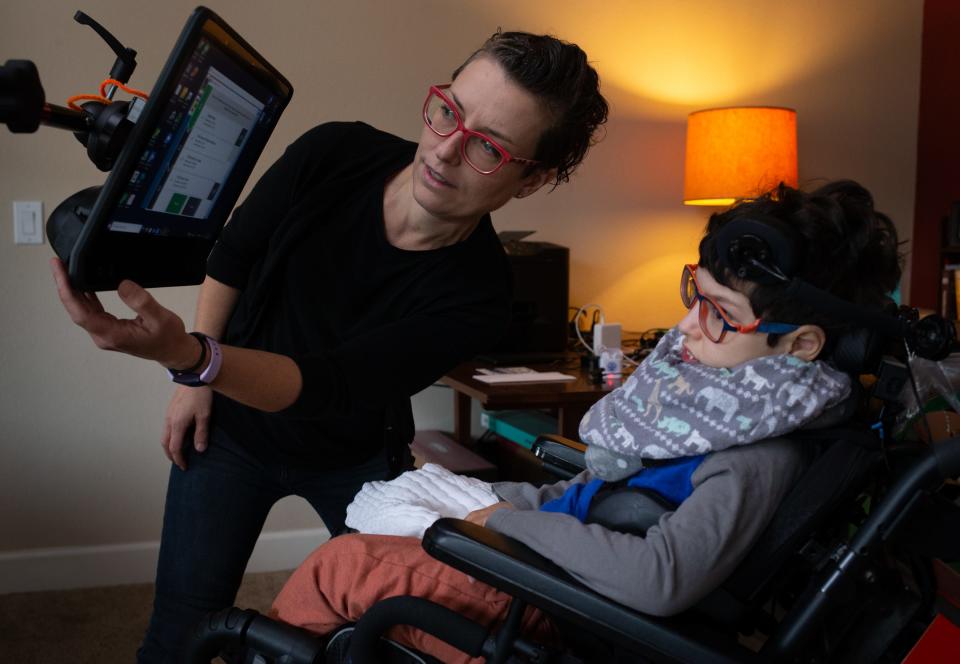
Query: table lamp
683 106 798 206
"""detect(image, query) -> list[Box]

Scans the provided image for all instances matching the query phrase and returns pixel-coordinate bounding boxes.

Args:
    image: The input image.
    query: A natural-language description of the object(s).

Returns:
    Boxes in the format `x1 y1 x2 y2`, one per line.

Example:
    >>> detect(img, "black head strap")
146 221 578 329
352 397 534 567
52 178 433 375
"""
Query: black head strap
713 217 908 341
714 217 800 284
709 215 950 361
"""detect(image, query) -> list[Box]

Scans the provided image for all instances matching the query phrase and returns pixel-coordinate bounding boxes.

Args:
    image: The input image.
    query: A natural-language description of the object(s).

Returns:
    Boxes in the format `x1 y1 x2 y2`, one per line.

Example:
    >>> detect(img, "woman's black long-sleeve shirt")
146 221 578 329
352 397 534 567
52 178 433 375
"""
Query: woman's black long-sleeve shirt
205 122 511 468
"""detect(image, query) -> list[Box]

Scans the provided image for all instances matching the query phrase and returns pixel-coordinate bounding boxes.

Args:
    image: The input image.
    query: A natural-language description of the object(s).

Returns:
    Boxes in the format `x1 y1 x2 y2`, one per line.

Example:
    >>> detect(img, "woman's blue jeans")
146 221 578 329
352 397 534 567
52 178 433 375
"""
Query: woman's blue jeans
136 427 390 663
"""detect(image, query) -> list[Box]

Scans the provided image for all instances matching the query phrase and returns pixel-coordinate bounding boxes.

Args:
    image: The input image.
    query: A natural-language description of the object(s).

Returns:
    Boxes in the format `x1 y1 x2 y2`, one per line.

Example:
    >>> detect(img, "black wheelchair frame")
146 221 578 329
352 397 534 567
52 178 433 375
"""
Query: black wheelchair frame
186 420 960 664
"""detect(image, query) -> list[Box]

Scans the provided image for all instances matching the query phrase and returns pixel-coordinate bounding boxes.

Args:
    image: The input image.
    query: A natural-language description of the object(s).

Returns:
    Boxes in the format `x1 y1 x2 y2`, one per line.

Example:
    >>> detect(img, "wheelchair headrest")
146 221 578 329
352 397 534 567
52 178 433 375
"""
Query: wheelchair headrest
828 326 885 376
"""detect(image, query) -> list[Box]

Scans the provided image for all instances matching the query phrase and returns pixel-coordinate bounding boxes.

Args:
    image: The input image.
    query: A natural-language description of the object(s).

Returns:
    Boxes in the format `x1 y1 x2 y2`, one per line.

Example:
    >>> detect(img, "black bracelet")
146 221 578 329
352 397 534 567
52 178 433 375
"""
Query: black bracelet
170 332 208 373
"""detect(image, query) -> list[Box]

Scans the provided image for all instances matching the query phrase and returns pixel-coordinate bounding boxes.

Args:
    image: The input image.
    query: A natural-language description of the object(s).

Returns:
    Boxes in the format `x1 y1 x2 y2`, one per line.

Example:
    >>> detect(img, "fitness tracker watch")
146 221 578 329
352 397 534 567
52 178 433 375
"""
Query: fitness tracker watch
167 332 223 387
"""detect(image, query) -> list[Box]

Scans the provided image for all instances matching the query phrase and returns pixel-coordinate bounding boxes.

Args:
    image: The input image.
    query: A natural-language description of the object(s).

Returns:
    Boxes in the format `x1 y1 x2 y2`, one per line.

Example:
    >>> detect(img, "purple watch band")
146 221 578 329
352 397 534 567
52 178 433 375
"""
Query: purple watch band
167 332 222 387
198 335 223 384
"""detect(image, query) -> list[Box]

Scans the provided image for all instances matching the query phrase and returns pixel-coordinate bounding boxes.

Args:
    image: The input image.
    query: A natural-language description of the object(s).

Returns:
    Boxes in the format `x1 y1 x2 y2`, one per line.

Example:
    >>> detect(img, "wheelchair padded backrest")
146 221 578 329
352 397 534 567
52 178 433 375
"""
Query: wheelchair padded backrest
693 424 881 626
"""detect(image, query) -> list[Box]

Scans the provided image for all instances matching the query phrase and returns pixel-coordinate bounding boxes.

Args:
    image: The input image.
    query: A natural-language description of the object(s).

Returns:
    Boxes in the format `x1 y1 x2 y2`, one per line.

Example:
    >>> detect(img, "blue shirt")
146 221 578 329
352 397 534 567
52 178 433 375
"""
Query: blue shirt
540 455 707 522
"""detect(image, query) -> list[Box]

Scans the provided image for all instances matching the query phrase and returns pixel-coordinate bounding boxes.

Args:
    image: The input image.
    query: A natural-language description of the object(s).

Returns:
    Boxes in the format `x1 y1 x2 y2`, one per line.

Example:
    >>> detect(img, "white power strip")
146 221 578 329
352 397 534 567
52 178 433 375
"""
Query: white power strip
593 322 622 355
593 323 623 377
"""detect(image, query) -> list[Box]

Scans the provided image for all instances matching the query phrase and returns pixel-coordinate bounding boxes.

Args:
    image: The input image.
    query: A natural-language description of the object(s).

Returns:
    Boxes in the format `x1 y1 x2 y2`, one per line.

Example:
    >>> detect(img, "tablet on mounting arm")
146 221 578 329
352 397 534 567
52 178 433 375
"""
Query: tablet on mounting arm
67 6 293 291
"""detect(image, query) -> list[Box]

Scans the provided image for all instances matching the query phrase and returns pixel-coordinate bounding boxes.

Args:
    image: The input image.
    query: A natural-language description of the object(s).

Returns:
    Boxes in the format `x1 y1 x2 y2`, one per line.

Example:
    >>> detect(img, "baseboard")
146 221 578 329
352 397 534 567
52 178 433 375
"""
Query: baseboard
0 527 329 594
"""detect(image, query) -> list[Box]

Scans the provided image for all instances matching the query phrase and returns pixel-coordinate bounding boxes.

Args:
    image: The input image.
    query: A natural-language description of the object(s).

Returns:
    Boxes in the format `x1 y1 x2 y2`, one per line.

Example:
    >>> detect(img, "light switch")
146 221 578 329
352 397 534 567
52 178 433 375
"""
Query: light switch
13 201 44 245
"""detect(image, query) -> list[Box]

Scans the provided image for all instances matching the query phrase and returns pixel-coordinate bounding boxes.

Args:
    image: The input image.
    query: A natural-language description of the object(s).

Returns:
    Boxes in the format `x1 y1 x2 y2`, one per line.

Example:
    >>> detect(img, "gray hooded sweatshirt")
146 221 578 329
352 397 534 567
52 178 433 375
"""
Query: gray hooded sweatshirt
485 409 848 615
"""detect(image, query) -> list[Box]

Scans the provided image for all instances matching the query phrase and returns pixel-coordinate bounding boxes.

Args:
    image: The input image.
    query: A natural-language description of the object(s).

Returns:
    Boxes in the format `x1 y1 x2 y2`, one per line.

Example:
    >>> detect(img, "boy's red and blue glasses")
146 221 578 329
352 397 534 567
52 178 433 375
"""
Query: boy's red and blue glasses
422 84 541 175
681 264 799 343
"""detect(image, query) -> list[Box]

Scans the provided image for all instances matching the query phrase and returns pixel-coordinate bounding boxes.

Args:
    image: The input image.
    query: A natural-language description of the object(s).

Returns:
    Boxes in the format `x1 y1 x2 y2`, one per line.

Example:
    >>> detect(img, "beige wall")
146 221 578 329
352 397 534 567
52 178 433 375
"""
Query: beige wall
0 0 922 565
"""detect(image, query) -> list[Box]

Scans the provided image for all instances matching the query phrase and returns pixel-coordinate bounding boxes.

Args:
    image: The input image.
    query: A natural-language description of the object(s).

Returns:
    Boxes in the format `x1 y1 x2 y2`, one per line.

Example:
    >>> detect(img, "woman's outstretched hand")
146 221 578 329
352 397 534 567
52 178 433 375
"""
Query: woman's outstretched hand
50 257 197 369
53 257 304 415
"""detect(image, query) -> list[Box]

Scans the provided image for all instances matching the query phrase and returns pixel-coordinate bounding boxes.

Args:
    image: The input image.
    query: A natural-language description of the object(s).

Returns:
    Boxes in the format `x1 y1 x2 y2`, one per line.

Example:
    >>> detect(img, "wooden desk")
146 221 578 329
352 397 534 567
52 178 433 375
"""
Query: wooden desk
440 358 621 446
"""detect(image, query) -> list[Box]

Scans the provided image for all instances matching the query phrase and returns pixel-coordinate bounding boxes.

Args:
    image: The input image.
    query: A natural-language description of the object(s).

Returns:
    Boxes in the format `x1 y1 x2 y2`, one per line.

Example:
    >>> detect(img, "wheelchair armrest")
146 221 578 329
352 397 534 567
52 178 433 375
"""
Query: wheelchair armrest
184 607 324 664
423 518 754 663
532 434 587 479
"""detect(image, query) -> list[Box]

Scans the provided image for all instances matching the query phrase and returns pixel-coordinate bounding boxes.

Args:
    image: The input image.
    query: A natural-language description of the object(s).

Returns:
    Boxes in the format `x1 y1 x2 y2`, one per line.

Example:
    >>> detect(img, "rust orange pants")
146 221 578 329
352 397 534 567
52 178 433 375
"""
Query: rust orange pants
271 533 556 664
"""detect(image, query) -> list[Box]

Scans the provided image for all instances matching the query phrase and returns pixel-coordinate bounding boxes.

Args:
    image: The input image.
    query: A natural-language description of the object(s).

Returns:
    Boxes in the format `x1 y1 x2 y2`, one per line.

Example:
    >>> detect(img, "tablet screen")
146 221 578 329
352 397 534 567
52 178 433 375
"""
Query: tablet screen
67 7 292 290
108 35 278 239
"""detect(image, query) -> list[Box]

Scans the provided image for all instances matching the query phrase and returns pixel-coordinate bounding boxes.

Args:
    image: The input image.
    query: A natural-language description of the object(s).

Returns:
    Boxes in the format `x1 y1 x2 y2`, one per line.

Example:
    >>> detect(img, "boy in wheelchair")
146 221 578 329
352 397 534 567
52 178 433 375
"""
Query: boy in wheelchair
266 180 904 662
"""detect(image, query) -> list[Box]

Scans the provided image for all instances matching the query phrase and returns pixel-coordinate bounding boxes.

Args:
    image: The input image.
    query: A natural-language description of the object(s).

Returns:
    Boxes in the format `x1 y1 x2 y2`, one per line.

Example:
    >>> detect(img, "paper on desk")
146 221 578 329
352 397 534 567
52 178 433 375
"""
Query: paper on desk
473 371 576 384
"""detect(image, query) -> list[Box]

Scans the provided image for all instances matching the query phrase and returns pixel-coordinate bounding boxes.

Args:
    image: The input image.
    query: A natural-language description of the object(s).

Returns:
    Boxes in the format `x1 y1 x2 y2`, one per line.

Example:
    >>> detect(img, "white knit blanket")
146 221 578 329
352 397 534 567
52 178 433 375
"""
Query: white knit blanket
344 463 499 538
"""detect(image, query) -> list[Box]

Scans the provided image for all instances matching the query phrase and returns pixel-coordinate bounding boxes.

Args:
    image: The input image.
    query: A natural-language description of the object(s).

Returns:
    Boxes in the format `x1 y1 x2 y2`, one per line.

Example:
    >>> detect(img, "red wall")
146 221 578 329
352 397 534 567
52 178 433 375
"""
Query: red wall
912 0 960 309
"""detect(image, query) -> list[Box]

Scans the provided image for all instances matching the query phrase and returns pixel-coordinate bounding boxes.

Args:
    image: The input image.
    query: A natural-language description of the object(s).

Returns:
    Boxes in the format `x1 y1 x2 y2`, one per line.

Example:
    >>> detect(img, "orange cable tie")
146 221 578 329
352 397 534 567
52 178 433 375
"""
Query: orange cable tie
99 78 150 100
66 94 111 112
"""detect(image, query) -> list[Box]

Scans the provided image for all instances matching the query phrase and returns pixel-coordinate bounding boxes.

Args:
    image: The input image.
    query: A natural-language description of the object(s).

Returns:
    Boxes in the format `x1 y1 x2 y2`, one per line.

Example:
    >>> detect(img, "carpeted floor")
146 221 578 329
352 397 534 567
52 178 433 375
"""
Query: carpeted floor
0 570 292 663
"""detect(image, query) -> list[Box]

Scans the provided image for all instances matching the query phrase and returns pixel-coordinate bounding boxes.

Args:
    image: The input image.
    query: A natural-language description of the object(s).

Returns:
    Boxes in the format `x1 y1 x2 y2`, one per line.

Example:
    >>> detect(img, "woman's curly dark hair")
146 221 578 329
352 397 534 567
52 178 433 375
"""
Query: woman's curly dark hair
452 30 608 187
699 180 904 347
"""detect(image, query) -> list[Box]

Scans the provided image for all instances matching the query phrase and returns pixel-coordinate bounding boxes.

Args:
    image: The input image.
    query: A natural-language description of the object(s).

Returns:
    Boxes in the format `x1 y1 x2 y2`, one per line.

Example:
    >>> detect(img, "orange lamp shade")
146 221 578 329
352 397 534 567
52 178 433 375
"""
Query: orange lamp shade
683 106 798 206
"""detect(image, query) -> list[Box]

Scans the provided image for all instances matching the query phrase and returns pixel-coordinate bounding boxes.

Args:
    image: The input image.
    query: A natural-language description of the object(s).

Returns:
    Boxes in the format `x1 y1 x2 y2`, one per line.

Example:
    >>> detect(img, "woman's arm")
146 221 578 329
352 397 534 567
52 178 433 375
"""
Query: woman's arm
161 275 241 468
193 275 240 338
52 259 302 413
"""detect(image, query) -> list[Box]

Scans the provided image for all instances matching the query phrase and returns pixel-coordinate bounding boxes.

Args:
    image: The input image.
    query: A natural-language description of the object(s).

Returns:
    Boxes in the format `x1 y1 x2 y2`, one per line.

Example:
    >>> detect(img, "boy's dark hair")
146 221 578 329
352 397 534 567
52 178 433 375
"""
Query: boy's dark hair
452 30 608 187
699 180 903 349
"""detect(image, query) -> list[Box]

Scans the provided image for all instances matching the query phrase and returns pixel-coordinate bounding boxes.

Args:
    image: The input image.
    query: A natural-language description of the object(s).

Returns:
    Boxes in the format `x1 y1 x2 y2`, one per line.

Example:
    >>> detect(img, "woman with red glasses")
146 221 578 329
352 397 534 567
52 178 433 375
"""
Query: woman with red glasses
52 31 607 663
